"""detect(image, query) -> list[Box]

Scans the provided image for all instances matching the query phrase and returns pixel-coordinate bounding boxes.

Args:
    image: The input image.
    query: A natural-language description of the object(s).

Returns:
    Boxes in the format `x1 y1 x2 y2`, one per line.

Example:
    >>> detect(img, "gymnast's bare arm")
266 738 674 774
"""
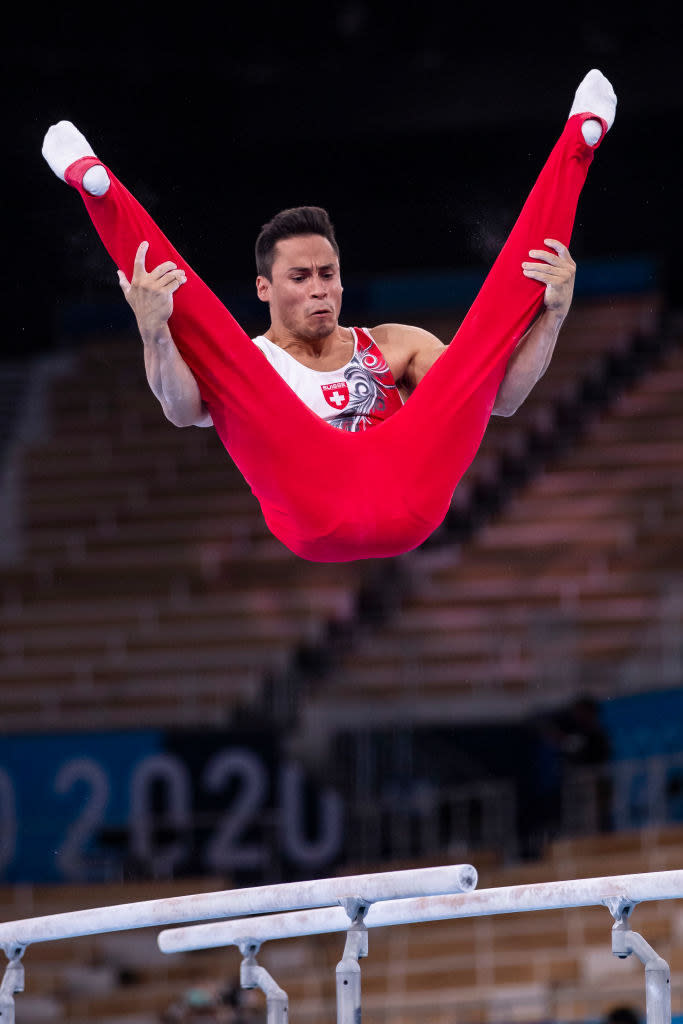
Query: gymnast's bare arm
494 239 576 416
118 241 213 428
373 239 576 416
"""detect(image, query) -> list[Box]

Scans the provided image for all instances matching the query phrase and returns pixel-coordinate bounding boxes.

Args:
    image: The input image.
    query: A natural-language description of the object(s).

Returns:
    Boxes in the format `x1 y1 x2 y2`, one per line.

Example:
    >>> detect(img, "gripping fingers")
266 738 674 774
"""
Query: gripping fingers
157 268 187 290
527 249 561 266
544 238 566 256
522 268 552 283
522 261 561 276
132 241 149 278
150 260 181 280
526 241 573 266
117 269 131 293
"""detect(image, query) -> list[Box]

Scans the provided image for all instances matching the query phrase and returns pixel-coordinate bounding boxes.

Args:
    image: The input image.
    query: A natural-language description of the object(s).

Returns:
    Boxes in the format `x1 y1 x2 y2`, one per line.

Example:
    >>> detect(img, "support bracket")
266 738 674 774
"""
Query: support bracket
0 944 25 1024
336 898 369 1024
237 939 288 1024
606 896 635 956
604 899 671 1024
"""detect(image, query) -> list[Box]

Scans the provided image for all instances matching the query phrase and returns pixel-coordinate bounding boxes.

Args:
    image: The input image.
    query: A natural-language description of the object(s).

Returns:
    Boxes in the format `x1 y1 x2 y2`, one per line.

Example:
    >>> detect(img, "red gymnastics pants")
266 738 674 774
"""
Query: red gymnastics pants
65 113 602 562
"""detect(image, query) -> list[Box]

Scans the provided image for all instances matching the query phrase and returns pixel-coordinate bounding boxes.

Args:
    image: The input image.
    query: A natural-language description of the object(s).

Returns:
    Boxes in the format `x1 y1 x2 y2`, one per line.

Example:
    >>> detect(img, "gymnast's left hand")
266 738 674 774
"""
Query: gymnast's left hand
521 239 575 317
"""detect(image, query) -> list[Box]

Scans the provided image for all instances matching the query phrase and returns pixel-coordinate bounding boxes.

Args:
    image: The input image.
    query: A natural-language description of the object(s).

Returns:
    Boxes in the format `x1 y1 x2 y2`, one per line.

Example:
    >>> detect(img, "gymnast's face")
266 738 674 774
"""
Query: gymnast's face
256 234 343 342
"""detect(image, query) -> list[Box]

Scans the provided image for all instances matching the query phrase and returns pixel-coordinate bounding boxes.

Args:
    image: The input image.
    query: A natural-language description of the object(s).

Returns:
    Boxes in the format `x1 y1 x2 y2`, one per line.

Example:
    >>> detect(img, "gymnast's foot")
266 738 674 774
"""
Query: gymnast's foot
569 69 617 145
42 121 111 196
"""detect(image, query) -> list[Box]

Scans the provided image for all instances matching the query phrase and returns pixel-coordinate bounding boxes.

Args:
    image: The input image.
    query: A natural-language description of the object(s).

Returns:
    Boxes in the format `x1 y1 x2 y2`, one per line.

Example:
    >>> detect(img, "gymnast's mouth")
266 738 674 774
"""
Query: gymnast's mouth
310 308 333 317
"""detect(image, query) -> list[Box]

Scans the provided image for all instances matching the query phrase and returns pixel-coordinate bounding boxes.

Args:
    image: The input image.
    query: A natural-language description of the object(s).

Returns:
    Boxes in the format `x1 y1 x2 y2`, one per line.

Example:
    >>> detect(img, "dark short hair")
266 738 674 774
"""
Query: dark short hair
255 206 339 279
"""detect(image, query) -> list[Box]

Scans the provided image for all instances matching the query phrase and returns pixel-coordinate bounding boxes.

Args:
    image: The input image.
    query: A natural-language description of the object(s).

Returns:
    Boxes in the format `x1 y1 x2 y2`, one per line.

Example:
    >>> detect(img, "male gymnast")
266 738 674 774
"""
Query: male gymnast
42 70 616 562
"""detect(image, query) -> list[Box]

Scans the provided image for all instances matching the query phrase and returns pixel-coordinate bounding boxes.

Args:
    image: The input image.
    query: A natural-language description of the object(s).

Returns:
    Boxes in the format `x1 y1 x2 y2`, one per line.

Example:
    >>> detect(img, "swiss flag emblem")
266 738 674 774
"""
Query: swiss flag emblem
322 382 349 410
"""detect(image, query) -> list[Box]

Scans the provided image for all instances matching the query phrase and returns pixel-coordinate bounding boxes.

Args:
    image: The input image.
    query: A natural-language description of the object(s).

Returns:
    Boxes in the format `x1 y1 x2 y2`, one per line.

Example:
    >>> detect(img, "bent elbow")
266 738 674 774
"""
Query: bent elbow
492 399 519 418
163 406 196 429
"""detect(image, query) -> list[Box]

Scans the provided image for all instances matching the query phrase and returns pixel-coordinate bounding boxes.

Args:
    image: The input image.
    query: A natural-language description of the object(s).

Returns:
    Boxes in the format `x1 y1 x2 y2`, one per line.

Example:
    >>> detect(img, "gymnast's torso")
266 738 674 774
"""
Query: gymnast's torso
252 327 404 432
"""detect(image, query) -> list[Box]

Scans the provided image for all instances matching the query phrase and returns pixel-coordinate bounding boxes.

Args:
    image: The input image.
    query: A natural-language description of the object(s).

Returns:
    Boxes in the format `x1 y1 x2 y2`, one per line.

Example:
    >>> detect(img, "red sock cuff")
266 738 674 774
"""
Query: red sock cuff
64 155 106 192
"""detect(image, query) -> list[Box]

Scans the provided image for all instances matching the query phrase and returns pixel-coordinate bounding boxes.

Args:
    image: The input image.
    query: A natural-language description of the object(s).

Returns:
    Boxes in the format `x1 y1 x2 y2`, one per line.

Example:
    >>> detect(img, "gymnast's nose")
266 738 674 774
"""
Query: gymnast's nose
310 275 328 297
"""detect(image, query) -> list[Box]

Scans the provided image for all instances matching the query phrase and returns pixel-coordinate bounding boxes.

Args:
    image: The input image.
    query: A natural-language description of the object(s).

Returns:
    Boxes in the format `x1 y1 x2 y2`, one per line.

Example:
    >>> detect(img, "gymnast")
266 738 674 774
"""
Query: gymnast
42 70 616 563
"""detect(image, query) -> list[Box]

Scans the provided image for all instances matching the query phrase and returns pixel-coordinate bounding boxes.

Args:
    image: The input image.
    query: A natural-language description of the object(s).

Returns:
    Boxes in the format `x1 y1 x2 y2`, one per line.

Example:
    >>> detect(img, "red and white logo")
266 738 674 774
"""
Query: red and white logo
321 382 349 410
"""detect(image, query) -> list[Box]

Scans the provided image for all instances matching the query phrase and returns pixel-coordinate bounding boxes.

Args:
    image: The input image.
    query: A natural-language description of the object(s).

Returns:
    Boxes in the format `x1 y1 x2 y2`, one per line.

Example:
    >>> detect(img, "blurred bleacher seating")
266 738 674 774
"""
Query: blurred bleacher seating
0 334 374 731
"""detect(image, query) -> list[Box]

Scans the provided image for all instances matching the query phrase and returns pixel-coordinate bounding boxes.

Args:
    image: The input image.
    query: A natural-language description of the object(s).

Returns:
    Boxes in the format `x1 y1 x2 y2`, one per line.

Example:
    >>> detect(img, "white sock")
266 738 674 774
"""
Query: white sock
568 69 617 144
42 121 111 196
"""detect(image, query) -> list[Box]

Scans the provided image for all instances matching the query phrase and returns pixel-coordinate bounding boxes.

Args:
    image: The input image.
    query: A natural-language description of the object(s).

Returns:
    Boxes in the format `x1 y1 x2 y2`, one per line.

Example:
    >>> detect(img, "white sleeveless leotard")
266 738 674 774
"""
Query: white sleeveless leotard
251 327 403 433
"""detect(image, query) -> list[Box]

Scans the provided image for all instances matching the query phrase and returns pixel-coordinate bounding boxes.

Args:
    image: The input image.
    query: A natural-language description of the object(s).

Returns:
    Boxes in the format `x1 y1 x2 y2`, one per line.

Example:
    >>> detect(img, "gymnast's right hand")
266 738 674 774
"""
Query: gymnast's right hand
117 241 187 336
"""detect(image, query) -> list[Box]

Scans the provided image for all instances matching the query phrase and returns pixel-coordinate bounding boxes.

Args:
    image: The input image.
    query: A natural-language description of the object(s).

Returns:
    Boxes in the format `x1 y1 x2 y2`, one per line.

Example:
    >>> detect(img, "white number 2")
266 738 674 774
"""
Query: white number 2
54 758 109 881
203 749 268 872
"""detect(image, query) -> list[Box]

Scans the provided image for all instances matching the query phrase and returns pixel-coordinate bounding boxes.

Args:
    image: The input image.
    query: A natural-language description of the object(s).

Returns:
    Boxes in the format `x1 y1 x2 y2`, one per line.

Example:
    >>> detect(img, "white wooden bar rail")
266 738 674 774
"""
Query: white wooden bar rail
0 862 476 947
158 868 683 948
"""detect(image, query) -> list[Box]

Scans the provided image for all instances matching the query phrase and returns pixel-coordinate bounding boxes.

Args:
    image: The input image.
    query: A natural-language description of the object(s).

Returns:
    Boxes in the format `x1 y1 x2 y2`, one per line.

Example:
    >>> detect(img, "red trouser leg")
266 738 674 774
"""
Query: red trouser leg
357 112 602 546
65 112 601 562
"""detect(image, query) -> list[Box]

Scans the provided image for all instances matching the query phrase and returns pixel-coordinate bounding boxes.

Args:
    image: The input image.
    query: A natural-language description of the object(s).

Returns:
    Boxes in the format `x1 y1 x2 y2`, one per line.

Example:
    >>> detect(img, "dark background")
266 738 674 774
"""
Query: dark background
7 4 683 356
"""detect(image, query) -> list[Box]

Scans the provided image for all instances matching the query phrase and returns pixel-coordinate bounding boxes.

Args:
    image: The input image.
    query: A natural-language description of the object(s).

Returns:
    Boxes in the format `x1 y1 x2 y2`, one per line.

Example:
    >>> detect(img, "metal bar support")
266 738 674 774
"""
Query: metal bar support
336 899 369 1024
238 940 289 1024
0 944 25 1024
609 898 671 1024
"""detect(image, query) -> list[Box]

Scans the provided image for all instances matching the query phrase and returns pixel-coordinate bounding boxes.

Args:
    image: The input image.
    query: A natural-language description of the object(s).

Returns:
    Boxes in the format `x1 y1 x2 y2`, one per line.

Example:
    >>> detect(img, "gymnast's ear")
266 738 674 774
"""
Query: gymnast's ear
256 275 271 303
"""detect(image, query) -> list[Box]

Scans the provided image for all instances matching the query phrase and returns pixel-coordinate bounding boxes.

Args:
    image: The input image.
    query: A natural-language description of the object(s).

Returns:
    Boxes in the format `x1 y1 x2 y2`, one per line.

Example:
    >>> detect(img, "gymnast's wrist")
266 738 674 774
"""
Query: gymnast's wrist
138 319 172 346
540 305 567 326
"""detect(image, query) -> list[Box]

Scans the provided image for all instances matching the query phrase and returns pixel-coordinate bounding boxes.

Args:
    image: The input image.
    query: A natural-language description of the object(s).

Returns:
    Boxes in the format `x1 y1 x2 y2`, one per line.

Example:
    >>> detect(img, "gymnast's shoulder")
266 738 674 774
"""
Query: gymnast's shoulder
369 323 446 390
